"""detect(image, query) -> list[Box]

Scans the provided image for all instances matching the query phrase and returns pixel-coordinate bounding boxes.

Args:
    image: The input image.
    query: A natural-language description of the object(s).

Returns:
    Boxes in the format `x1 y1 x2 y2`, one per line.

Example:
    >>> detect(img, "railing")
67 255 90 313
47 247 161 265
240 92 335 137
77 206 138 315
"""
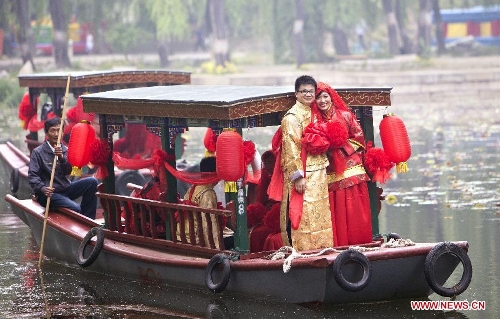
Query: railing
96 185 234 254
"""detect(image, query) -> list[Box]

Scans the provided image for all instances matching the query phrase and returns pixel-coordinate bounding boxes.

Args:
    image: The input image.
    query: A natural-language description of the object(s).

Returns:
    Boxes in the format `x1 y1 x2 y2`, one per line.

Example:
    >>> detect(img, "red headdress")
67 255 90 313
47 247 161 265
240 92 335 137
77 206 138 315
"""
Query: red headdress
311 82 349 122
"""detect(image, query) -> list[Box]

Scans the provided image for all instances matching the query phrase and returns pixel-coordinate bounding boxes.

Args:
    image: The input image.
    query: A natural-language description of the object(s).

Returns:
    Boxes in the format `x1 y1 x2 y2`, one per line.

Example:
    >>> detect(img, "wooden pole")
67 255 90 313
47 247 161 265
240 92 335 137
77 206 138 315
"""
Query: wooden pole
38 74 71 268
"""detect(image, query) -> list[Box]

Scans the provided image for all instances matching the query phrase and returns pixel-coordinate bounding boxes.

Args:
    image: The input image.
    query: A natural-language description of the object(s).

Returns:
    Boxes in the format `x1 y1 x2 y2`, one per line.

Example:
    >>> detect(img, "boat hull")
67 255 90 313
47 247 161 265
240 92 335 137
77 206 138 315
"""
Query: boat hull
5 194 468 304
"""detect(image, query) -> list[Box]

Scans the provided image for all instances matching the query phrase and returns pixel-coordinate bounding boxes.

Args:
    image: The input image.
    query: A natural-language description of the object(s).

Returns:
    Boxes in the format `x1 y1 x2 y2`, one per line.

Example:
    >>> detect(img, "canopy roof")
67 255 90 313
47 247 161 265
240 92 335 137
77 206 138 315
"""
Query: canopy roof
18 70 191 89
82 85 392 121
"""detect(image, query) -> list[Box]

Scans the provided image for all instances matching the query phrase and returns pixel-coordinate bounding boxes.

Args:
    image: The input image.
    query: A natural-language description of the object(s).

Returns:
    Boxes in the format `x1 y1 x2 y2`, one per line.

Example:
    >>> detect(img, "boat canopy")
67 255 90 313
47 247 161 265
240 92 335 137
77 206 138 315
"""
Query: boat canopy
82 85 392 127
18 70 191 90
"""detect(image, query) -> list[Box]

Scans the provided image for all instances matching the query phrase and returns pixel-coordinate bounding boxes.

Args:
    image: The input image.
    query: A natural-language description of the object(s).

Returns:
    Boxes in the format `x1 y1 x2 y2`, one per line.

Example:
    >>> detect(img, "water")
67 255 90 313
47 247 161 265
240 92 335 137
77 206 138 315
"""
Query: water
1 100 499 318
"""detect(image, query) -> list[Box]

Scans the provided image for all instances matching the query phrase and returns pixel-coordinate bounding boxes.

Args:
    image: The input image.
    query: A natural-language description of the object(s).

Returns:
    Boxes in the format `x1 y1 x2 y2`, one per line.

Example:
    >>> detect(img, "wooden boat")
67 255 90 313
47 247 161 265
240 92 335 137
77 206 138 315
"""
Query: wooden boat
5 84 473 304
0 70 191 198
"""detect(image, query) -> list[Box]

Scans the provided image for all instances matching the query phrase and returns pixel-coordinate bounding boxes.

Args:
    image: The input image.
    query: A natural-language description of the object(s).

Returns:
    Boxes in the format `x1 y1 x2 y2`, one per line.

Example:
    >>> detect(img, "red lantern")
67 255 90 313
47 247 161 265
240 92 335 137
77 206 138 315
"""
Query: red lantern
380 113 411 173
216 130 245 181
68 120 96 176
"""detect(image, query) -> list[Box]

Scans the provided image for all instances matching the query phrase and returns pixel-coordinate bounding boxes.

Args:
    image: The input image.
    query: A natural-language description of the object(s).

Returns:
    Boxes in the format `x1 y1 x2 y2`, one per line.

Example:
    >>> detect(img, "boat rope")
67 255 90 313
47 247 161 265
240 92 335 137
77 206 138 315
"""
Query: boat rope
267 245 379 274
381 238 415 248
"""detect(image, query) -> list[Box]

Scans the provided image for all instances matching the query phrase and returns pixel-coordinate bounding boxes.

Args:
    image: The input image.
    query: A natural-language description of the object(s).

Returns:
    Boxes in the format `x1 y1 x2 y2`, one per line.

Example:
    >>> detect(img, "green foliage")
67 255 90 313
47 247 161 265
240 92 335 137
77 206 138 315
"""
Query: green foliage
0 78 25 109
272 0 294 64
105 22 153 54
225 0 272 40
143 0 192 40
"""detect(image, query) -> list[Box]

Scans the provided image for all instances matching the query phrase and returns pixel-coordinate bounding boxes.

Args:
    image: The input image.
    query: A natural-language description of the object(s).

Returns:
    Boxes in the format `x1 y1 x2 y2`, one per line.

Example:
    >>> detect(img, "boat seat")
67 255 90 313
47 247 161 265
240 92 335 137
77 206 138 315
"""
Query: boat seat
95 184 234 254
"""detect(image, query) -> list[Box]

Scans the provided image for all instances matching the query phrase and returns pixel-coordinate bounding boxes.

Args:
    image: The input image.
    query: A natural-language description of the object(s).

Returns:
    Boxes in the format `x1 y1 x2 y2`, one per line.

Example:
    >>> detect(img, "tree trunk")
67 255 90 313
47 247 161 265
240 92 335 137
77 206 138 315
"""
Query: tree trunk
418 0 432 56
395 0 415 54
333 26 350 56
383 0 400 56
16 0 36 71
207 0 229 66
158 42 169 67
432 0 446 55
293 0 306 68
49 0 71 68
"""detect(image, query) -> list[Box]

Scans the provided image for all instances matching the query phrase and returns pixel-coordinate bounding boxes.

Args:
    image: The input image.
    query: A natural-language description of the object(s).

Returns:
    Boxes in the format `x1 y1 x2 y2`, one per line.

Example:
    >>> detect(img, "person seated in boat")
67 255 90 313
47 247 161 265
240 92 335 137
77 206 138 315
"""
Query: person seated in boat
247 150 281 252
28 117 98 219
254 150 278 209
178 156 234 249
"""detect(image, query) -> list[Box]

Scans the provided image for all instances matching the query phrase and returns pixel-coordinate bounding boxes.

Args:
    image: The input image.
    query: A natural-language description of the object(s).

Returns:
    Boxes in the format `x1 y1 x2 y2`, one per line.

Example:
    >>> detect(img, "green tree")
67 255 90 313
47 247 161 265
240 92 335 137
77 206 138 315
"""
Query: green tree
143 0 193 66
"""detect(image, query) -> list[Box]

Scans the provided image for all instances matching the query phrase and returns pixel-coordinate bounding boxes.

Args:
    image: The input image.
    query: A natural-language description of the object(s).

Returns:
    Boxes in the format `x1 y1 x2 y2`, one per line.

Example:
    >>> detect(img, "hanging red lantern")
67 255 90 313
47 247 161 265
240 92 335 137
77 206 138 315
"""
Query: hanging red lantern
68 120 96 177
216 130 245 181
379 113 411 173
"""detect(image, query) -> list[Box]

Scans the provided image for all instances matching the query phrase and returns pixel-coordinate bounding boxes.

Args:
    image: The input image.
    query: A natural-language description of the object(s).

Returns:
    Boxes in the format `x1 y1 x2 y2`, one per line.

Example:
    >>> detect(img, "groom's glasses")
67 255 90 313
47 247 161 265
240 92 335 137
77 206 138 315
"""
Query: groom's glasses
298 90 315 95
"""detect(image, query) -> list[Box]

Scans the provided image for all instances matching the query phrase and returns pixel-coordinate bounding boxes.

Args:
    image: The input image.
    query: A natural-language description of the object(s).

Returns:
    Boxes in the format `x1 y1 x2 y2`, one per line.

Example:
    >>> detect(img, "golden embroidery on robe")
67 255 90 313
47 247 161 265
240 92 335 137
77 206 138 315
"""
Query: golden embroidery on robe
279 101 333 251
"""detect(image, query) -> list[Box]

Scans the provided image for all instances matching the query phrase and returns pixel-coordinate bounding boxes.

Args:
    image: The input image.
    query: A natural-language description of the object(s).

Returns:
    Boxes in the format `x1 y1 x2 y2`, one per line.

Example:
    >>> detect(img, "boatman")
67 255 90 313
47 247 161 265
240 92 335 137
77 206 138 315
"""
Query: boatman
28 117 98 219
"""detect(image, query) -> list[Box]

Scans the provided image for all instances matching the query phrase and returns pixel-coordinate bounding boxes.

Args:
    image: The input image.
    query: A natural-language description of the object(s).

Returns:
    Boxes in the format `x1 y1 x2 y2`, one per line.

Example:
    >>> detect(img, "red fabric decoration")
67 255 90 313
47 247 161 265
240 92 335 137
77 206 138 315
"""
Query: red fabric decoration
268 128 284 201
113 150 220 186
243 140 256 166
325 120 348 148
203 128 217 153
247 203 268 228
66 97 95 124
27 111 56 132
18 93 37 130
243 140 261 184
263 203 281 234
65 97 95 136
89 138 111 179
364 142 393 184
302 122 330 155
216 131 245 181
113 124 161 159
67 121 96 176
380 114 411 173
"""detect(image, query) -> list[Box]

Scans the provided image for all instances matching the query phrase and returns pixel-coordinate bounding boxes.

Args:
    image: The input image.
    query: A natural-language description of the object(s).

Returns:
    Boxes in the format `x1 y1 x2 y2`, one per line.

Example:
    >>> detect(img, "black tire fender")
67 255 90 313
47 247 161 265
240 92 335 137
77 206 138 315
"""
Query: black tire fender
10 168 19 193
77 227 105 268
424 242 472 297
333 249 372 292
205 254 231 293
387 232 402 241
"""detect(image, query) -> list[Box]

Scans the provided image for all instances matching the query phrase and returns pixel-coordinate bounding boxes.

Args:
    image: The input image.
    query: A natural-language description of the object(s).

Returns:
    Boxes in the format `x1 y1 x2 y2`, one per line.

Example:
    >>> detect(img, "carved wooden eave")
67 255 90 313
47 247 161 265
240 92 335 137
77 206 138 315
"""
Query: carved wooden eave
82 85 392 124
18 70 191 89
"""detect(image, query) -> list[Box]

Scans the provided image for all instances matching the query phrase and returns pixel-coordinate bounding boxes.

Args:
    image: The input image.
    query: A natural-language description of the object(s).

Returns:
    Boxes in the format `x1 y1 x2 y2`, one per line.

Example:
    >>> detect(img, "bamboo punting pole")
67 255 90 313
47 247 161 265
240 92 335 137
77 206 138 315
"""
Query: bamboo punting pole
38 74 71 268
